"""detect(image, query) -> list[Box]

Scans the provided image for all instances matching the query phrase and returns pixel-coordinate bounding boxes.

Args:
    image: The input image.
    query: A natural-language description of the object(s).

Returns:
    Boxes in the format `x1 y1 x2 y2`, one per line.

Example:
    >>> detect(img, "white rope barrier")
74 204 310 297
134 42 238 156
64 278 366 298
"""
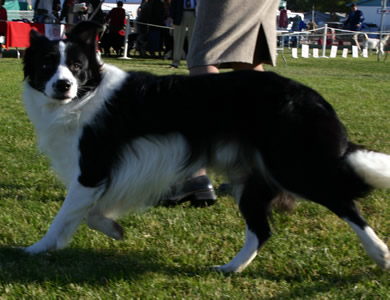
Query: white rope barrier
278 27 390 38
132 20 172 30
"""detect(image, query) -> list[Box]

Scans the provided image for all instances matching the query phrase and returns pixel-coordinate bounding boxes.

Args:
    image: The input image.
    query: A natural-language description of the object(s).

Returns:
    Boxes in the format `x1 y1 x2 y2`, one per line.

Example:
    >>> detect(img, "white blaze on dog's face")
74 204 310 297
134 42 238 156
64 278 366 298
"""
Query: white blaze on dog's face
44 41 79 102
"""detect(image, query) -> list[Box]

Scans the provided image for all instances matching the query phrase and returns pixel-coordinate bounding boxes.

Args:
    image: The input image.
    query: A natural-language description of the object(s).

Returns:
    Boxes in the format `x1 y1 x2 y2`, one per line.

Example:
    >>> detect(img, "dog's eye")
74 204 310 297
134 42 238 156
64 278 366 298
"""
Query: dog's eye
70 63 82 71
42 63 53 70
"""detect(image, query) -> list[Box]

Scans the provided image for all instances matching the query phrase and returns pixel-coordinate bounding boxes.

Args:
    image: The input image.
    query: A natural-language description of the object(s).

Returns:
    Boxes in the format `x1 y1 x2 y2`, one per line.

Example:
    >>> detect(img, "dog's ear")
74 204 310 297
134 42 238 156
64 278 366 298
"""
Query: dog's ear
67 21 102 47
24 29 49 80
29 28 49 48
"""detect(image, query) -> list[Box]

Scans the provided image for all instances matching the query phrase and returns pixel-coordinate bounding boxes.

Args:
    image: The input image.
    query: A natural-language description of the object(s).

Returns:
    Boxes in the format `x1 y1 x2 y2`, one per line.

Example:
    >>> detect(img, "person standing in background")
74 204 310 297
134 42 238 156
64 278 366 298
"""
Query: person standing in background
168 0 196 68
88 0 105 26
343 3 365 50
106 1 126 32
344 3 365 31
161 0 173 59
278 6 288 29
0 0 7 36
147 0 165 57
136 0 150 57
0 0 7 56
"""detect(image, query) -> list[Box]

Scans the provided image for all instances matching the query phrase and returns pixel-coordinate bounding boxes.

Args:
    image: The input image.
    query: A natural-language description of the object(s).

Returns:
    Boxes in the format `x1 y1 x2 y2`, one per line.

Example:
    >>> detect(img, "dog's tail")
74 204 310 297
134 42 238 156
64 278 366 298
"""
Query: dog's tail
347 147 390 189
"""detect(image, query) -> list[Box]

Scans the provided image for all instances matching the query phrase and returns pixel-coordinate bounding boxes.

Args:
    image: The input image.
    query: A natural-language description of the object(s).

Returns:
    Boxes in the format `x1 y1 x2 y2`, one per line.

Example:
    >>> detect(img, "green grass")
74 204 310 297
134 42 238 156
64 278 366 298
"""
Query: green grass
1 54 390 299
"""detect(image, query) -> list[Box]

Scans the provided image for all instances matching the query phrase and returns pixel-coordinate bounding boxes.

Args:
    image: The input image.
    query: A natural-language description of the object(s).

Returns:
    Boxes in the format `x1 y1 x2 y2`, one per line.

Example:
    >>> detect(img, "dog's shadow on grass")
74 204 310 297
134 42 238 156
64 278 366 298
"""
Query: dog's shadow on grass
241 267 382 299
0 246 381 297
0 246 198 285
0 183 66 203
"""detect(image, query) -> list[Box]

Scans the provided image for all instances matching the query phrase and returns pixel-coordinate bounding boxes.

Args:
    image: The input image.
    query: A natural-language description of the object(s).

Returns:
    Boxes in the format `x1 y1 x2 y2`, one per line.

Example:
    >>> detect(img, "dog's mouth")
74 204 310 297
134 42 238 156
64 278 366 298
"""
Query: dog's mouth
52 93 74 101
44 90 75 102
45 79 77 102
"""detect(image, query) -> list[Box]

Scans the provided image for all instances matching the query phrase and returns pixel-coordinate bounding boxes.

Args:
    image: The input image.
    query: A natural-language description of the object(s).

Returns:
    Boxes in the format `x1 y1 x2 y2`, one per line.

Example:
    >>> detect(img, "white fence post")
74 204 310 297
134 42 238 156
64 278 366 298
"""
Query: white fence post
321 24 328 58
119 14 132 60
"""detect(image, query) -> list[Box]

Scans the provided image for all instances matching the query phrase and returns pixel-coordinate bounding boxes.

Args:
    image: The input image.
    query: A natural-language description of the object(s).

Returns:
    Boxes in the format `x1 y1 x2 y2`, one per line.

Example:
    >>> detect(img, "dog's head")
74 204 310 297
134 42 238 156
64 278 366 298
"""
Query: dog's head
23 22 103 103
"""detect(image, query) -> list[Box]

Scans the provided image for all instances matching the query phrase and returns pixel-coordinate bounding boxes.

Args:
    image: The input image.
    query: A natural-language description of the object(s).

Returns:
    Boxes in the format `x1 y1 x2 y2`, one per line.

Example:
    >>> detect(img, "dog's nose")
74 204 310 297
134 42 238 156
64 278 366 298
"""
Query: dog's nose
55 80 72 93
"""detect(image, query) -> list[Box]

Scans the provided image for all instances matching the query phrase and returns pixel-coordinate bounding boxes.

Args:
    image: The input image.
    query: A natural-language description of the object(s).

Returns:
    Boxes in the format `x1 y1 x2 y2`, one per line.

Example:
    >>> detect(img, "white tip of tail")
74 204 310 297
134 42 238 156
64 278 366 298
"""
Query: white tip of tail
347 150 390 189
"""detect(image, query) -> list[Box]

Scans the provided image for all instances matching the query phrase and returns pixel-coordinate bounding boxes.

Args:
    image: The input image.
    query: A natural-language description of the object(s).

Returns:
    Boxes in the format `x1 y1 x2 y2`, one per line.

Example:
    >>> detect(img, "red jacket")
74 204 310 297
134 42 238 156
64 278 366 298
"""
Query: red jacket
279 9 288 29
0 7 7 36
106 7 126 29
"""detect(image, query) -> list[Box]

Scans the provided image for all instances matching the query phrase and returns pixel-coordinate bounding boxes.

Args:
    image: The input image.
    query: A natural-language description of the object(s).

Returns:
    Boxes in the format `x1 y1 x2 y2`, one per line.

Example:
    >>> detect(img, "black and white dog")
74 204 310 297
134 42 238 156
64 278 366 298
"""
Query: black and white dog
22 22 390 272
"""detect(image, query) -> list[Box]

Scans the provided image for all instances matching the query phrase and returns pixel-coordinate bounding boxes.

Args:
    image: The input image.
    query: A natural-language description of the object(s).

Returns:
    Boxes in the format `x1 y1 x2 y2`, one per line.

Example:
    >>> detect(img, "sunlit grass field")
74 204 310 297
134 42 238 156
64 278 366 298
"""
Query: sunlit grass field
0 53 390 299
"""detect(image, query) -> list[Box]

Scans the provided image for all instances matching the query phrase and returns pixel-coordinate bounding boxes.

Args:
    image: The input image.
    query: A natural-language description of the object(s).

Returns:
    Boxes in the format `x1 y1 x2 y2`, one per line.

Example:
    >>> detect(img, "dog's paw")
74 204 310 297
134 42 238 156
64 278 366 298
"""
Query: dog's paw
110 221 124 240
371 245 390 270
24 238 56 254
379 252 390 270
363 234 390 270
212 265 228 272
211 264 243 273
25 244 48 254
86 214 124 240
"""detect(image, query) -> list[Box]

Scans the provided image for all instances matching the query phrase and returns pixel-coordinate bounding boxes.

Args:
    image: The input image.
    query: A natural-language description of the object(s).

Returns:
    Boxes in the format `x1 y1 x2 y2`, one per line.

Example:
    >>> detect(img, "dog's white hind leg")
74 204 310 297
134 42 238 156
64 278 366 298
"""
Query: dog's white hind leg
344 219 390 269
214 227 259 273
86 209 124 240
214 174 276 273
25 180 101 254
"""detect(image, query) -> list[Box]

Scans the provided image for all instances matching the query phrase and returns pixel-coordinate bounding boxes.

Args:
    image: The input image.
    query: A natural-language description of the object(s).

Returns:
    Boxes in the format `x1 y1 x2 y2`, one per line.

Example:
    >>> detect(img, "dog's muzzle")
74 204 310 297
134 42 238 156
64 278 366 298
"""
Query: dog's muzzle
53 79 74 100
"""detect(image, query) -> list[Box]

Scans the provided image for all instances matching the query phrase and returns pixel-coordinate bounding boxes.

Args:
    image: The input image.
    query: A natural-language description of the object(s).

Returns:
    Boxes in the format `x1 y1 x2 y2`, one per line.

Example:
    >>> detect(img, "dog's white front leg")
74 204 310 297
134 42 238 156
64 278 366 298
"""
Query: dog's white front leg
214 227 259 273
25 180 101 254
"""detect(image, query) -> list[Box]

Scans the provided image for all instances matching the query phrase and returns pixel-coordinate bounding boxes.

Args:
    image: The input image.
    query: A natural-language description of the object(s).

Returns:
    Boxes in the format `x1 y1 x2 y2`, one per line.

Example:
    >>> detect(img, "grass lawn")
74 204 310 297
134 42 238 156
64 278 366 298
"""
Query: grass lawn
0 53 390 299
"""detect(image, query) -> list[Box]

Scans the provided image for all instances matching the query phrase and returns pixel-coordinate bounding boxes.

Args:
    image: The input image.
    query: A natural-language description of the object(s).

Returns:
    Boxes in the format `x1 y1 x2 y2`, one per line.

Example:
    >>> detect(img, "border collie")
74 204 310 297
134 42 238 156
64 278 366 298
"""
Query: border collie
22 22 390 273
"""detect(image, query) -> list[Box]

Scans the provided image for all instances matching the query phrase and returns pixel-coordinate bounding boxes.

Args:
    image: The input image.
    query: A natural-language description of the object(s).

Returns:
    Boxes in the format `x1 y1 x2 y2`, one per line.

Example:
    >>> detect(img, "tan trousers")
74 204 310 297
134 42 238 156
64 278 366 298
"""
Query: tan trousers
172 11 195 67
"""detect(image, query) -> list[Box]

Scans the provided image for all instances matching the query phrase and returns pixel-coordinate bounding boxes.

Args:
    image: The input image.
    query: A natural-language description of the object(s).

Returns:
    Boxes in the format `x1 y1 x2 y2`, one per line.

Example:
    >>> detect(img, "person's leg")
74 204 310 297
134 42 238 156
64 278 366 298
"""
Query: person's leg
191 62 264 194
189 65 219 76
231 62 264 71
189 62 264 197
352 33 361 50
190 61 265 75
171 23 186 67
